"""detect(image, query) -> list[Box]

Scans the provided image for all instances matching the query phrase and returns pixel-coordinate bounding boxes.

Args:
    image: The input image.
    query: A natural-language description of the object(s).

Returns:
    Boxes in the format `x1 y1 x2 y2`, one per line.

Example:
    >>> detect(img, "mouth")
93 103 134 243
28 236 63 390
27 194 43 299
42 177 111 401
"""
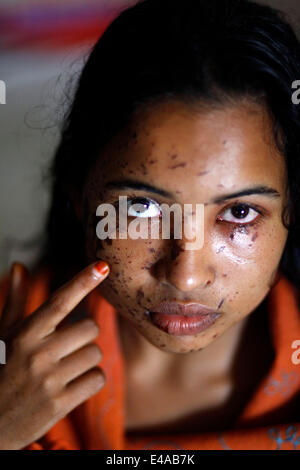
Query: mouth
145 301 222 336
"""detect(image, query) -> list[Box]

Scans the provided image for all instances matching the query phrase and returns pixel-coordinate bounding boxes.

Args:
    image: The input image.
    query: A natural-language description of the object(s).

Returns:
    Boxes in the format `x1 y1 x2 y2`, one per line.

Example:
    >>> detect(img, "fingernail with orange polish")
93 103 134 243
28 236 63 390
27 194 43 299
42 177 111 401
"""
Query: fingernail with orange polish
92 261 110 279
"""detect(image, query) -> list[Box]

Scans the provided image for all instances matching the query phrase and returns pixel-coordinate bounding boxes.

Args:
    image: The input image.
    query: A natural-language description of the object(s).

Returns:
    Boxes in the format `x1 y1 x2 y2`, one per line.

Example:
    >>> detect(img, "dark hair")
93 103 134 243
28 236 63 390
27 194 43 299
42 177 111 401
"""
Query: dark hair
36 0 300 291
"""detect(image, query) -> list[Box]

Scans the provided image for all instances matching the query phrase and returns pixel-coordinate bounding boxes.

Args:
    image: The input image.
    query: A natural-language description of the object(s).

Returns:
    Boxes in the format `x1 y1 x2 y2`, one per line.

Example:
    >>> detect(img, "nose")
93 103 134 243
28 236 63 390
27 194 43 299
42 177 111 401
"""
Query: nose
157 238 216 292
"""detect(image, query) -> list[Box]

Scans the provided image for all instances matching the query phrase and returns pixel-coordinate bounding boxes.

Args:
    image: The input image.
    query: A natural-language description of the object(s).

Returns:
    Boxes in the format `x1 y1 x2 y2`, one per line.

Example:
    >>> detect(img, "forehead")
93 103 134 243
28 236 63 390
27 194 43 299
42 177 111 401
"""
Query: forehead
87 99 287 201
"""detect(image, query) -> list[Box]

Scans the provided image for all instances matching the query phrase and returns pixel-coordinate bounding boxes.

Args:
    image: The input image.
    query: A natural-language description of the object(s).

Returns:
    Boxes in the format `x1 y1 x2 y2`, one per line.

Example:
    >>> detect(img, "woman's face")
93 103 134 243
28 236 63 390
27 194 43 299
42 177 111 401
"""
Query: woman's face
81 99 289 354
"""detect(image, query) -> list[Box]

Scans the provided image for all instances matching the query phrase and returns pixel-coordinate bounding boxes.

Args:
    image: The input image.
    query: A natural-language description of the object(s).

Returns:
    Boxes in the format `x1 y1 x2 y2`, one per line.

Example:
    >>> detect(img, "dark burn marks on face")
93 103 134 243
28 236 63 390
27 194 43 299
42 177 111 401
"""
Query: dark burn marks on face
140 162 148 175
168 162 187 170
229 224 251 241
142 260 153 270
82 100 289 355
136 288 145 306
235 225 250 235
109 283 119 297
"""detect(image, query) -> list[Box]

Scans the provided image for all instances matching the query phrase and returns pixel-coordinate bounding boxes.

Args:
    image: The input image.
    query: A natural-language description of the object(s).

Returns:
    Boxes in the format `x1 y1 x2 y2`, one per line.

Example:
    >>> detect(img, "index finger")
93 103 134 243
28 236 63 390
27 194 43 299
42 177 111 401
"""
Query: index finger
27 260 110 339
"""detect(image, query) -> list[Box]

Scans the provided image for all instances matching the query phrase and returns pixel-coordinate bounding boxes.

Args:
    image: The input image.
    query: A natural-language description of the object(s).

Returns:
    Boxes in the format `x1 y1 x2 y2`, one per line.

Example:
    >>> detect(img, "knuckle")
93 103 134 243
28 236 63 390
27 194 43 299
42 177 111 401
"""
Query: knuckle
26 351 44 376
40 374 57 396
48 293 65 314
10 334 27 354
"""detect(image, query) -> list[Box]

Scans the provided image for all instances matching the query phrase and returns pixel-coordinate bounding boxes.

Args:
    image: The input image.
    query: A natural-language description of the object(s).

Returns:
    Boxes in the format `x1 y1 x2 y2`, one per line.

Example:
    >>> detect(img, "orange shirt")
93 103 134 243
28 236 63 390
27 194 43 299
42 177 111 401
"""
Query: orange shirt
0 267 299 450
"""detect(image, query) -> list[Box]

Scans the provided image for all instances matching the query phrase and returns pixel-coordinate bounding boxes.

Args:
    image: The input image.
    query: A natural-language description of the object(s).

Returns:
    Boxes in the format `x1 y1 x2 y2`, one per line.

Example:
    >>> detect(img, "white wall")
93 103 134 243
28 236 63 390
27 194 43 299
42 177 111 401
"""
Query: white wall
0 46 87 275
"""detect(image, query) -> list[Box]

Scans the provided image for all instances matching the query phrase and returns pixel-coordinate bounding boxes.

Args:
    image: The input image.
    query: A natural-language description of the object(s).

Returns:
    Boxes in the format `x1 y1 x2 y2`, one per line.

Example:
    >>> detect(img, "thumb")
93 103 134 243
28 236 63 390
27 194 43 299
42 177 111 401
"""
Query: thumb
0 262 30 338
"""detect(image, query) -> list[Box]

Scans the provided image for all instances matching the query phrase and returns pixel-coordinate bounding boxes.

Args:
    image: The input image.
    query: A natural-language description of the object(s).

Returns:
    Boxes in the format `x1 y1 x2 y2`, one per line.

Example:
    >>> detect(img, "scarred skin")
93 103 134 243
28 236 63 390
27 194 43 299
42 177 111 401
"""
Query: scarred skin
79 99 289 432
0 98 290 443
82 99 288 350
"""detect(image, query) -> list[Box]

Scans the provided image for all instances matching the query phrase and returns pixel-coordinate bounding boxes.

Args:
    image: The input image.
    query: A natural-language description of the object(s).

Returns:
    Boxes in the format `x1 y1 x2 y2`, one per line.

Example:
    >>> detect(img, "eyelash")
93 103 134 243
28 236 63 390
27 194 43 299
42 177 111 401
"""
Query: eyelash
128 197 161 218
113 196 266 226
216 201 265 227
112 195 162 218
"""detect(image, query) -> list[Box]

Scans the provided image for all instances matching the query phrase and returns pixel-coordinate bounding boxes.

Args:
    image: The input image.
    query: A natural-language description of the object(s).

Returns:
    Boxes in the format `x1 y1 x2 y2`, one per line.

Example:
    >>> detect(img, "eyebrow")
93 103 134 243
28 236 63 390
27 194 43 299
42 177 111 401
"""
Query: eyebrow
105 180 172 198
208 185 281 204
105 180 281 203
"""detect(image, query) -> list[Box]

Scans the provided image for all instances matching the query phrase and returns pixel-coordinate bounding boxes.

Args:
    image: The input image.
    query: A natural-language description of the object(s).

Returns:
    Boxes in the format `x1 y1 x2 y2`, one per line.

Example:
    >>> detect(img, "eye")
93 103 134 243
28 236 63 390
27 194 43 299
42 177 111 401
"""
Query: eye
217 203 261 225
127 197 161 218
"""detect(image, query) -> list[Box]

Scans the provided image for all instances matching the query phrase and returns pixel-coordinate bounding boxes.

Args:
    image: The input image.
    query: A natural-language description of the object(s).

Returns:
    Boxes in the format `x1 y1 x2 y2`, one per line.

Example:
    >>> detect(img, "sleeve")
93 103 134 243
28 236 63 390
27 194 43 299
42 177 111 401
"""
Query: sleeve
23 439 74 450
23 442 44 450
19 414 83 450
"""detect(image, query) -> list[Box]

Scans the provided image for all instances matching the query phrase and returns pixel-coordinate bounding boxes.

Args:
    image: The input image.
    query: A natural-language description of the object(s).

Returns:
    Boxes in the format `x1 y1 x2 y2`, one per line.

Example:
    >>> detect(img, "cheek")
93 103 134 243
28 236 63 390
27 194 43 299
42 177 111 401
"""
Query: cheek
212 221 287 314
213 220 287 269
95 236 163 315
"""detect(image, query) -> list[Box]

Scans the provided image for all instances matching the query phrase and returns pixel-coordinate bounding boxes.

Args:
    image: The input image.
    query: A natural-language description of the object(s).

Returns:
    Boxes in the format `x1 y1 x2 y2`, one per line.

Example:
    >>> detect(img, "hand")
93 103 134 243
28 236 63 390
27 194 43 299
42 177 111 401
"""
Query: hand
0 260 110 450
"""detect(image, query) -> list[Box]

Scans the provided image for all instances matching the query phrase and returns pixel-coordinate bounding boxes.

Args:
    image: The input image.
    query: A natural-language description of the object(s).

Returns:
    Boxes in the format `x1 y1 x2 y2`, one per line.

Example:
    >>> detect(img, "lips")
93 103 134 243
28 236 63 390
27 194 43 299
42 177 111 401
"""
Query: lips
147 301 221 336
150 301 219 316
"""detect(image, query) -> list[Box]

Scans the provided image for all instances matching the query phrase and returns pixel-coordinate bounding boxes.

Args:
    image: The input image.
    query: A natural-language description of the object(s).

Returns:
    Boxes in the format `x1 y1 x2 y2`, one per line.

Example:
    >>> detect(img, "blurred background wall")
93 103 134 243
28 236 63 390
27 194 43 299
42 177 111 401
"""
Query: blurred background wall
0 0 299 276
0 0 136 275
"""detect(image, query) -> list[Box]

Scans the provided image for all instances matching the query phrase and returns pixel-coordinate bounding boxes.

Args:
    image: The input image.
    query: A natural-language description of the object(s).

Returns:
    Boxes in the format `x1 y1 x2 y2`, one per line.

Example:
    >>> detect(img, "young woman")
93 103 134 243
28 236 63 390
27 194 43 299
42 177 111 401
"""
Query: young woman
0 0 300 450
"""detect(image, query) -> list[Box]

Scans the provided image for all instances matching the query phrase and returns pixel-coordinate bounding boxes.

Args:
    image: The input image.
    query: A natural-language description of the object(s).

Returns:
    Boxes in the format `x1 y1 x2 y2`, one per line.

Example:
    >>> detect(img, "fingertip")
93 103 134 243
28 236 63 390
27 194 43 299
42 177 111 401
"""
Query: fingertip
91 261 110 280
95 369 106 389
